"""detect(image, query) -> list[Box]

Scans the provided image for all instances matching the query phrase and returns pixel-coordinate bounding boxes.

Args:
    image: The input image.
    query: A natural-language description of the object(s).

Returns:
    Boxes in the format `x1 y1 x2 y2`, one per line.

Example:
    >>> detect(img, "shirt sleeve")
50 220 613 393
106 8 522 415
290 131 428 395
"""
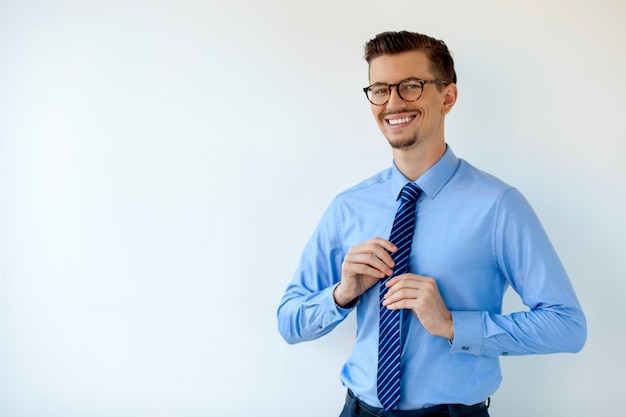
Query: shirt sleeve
450 188 587 356
277 200 354 344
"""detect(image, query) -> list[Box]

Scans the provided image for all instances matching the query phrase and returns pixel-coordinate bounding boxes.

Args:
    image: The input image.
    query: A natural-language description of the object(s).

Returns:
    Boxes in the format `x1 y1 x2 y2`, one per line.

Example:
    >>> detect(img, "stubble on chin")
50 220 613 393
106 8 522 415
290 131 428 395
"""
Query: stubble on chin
387 134 419 150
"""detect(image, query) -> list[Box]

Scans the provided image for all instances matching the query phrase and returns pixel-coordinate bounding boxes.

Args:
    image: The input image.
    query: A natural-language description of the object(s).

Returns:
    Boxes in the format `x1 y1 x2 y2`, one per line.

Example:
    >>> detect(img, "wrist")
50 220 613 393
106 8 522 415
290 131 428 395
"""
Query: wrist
443 316 454 340
333 283 359 308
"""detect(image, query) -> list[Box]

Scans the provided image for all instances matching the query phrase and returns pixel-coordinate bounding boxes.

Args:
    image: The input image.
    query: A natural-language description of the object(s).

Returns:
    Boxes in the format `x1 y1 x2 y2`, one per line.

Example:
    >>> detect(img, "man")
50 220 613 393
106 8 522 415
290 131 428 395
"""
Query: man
277 31 586 417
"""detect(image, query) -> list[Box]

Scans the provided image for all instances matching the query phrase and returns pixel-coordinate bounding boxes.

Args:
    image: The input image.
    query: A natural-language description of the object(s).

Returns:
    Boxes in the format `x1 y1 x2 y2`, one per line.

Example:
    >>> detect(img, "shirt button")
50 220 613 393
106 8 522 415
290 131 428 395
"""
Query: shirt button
502 352 509 356
462 346 470 351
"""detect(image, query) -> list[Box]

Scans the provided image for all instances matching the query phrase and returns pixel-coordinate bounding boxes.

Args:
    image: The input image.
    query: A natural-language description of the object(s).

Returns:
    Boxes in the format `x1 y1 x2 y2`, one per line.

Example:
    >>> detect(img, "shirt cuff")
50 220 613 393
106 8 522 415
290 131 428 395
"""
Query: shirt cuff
321 283 355 325
449 310 483 355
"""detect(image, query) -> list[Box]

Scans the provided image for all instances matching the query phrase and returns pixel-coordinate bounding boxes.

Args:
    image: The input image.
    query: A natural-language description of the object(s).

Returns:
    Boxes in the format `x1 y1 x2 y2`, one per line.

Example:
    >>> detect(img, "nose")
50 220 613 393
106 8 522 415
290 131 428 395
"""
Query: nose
386 85 406 108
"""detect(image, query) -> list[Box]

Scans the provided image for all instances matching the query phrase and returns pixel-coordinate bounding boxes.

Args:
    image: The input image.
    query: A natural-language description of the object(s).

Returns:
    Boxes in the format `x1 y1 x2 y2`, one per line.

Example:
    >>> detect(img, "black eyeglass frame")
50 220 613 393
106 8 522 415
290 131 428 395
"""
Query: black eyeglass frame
362 78 449 106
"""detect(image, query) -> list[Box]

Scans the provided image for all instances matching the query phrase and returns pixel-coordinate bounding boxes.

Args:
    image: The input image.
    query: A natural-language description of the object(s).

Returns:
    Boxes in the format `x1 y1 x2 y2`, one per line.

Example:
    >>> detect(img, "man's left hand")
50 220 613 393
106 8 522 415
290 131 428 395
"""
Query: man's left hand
382 273 454 340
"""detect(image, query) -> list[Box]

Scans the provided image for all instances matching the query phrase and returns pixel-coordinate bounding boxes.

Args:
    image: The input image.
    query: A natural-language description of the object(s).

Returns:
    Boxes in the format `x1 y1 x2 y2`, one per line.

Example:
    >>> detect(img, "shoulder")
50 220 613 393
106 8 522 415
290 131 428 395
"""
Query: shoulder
439 159 533 217
333 167 393 202
453 159 538 219
318 167 395 226
452 159 516 196
311 167 394 240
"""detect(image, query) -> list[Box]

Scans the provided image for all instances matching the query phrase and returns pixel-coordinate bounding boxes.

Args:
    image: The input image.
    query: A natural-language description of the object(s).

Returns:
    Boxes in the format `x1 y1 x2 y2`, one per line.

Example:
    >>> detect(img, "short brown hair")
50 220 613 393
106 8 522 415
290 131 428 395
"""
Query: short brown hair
364 31 457 84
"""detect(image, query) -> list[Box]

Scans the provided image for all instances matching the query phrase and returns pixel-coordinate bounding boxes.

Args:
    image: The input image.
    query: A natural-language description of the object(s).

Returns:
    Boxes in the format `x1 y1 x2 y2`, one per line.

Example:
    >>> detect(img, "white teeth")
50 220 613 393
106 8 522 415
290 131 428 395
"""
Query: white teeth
388 116 413 125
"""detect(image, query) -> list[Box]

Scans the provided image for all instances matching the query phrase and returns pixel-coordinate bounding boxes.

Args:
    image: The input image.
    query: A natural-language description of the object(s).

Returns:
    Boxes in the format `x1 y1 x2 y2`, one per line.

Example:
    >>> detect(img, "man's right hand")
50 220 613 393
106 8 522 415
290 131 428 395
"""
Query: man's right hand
333 237 398 307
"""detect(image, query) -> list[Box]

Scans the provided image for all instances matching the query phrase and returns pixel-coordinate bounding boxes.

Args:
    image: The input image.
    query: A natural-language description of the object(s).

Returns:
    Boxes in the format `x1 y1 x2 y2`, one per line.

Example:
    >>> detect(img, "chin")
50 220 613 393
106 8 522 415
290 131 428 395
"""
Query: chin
387 135 419 150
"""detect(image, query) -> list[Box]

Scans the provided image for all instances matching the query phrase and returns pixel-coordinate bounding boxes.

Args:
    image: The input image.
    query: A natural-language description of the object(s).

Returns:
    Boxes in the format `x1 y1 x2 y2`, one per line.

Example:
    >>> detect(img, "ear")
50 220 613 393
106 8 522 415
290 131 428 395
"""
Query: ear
441 83 458 115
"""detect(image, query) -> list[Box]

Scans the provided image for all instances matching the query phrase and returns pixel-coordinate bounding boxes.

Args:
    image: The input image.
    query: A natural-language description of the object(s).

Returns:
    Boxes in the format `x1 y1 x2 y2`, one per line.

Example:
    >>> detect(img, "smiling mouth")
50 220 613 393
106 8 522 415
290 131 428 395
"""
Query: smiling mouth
386 116 415 126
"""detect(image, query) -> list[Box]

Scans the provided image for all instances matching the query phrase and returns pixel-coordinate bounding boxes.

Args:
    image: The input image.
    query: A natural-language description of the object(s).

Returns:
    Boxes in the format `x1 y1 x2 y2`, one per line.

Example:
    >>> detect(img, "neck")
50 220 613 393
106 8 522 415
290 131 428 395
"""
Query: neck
392 140 447 181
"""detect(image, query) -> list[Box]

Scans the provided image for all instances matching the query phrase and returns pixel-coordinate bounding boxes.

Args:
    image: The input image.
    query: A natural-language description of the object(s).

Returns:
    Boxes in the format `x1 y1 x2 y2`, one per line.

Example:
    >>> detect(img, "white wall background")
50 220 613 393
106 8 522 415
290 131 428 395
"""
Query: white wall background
1 1 624 416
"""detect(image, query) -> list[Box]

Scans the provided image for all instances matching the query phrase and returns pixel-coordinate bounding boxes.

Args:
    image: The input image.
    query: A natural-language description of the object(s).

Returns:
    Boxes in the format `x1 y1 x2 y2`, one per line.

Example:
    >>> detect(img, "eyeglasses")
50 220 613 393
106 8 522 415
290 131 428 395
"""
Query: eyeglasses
363 78 449 106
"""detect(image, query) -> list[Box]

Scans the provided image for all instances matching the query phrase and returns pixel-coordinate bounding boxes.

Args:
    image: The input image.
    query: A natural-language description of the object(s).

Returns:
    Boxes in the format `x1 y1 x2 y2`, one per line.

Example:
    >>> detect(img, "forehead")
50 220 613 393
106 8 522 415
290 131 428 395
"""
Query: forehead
368 50 434 83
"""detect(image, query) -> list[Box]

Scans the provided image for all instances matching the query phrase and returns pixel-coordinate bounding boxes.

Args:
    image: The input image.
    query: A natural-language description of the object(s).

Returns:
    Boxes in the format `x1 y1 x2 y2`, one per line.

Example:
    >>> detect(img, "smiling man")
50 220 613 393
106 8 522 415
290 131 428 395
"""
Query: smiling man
277 31 586 417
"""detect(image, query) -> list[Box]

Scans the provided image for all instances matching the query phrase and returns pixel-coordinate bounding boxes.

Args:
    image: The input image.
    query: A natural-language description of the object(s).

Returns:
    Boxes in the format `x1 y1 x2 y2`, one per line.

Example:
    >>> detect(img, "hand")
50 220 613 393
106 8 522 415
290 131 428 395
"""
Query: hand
382 273 454 339
334 238 397 308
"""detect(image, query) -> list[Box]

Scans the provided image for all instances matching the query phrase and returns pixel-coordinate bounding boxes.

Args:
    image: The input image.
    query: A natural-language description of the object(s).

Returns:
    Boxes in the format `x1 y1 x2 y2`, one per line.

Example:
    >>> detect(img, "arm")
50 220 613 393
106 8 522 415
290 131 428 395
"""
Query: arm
277 201 398 344
451 189 587 356
277 200 357 344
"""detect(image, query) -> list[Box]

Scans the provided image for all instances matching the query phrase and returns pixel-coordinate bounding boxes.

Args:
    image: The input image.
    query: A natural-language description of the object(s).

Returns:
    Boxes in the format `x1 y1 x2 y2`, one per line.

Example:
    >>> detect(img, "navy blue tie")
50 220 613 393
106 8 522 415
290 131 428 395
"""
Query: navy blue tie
377 182 421 411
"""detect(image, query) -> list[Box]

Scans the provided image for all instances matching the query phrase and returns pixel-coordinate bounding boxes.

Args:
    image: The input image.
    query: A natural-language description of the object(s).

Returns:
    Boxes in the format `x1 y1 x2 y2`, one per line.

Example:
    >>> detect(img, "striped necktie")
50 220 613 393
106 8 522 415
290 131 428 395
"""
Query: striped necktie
377 182 421 411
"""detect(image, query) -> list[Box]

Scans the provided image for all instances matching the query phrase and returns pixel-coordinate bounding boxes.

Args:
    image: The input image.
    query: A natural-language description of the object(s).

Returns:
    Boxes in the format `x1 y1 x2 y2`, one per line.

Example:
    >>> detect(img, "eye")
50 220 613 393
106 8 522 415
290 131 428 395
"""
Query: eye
371 85 389 96
401 81 421 91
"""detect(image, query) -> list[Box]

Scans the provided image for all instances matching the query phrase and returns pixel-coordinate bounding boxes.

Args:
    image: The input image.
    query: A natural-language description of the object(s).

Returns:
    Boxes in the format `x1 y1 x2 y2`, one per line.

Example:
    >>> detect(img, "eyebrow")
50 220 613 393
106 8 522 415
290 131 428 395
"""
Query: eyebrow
368 77 425 85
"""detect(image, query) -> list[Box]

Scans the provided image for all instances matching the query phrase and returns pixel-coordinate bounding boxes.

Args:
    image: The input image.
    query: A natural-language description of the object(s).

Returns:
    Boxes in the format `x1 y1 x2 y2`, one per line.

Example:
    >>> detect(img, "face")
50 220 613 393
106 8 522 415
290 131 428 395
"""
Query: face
368 51 457 151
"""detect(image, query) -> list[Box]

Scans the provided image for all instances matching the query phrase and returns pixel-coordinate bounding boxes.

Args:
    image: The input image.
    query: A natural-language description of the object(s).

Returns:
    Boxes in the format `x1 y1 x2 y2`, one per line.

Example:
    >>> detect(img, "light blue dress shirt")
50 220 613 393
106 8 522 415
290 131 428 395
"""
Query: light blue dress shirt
277 146 586 409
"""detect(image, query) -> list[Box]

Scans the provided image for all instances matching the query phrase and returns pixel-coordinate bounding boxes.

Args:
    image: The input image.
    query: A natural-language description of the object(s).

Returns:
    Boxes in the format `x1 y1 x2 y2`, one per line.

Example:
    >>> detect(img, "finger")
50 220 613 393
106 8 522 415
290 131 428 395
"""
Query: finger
349 242 397 270
383 287 417 306
369 237 398 253
345 252 394 276
343 261 389 279
382 298 412 310
349 237 394 252
384 275 437 302
350 238 397 257
369 247 396 270
386 273 432 288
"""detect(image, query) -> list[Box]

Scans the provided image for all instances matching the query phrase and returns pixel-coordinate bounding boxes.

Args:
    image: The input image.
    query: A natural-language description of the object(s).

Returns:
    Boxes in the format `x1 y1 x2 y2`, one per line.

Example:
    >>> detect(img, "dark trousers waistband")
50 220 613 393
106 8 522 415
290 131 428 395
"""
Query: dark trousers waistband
344 390 489 417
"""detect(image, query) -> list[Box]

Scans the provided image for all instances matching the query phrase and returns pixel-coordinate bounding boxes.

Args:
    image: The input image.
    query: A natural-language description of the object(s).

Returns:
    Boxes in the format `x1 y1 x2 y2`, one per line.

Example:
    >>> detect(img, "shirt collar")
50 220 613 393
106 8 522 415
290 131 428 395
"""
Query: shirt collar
390 145 460 201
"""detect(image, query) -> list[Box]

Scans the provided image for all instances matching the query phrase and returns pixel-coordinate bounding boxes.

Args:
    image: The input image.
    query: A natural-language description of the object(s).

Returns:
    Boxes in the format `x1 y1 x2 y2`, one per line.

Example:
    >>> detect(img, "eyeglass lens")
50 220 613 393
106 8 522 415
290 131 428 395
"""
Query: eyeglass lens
367 80 423 105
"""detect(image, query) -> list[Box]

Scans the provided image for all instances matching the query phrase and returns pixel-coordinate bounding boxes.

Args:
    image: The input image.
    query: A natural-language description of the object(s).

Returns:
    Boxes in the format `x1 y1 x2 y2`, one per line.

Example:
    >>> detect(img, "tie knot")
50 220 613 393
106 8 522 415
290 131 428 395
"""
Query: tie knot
400 182 421 203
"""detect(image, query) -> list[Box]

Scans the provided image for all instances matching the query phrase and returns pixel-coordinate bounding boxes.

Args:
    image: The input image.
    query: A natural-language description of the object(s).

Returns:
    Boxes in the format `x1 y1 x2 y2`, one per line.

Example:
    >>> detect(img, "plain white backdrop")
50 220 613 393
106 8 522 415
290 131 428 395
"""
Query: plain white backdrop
1 1 625 416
